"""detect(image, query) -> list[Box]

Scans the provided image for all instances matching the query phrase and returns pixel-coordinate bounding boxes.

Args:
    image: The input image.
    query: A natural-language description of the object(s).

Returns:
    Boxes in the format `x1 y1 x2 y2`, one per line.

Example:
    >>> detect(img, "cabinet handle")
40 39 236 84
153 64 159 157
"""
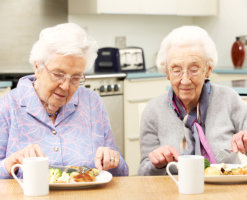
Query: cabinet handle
128 136 139 141
128 77 165 82
128 97 152 103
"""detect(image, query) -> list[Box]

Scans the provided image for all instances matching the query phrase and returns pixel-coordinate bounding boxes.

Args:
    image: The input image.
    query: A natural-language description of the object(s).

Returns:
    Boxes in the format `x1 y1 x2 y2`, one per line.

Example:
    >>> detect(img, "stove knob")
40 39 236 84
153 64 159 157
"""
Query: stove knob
99 85 105 93
114 84 119 91
107 84 112 92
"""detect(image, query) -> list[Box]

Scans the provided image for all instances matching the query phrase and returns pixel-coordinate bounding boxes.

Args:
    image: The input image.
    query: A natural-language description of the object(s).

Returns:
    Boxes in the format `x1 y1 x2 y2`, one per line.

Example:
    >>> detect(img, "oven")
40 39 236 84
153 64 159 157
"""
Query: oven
82 73 126 157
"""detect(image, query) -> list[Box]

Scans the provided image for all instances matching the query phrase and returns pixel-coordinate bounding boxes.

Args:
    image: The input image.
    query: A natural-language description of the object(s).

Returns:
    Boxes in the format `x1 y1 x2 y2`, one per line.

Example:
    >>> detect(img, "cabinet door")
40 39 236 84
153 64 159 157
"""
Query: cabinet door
177 0 218 16
124 98 150 176
124 78 170 175
98 0 141 14
69 0 217 15
141 0 176 15
69 0 142 14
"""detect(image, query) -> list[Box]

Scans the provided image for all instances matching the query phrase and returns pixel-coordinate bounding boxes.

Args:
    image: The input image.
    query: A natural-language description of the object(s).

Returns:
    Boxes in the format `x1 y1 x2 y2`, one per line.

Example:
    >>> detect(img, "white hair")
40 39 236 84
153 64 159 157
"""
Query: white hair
156 25 218 73
29 23 98 72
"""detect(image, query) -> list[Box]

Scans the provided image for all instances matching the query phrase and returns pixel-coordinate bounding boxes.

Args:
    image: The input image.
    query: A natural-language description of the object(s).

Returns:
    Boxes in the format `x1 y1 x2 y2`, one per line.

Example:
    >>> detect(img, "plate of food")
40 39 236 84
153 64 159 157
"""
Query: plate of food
49 165 112 189
204 163 247 183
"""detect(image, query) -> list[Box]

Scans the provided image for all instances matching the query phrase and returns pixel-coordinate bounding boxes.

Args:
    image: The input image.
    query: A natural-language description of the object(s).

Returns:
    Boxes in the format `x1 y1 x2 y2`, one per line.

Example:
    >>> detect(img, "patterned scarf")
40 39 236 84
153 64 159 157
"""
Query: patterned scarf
168 79 217 164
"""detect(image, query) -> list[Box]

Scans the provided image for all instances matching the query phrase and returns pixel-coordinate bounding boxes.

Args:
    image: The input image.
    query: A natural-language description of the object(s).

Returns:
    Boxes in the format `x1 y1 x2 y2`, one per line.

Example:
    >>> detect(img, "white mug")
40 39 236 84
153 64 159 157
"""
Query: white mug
11 157 49 196
166 155 204 194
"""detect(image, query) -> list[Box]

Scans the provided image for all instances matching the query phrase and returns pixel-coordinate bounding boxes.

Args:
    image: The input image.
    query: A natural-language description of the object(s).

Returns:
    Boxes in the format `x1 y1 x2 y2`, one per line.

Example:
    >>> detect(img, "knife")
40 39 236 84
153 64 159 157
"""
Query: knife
236 151 247 165
49 165 91 173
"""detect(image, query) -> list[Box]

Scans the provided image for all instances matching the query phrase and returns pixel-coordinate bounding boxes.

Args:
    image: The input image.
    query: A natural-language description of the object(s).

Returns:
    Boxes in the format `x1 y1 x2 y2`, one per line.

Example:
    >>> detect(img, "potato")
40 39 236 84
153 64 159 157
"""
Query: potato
204 167 221 176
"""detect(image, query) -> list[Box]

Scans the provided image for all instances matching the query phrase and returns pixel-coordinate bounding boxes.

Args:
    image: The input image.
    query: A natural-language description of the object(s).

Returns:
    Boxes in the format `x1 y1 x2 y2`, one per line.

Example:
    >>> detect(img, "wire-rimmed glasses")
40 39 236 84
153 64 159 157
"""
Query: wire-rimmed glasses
169 66 205 78
44 65 86 86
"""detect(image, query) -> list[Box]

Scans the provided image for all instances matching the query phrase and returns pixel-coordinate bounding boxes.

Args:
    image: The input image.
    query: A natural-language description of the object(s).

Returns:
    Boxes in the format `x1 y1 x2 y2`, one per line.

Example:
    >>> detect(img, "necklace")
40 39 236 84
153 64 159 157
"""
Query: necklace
48 111 59 118
33 80 59 118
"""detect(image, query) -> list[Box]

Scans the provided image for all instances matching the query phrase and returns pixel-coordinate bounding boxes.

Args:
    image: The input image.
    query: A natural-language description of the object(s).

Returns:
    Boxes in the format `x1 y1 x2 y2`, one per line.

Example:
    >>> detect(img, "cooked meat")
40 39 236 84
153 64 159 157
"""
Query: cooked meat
72 173 95 182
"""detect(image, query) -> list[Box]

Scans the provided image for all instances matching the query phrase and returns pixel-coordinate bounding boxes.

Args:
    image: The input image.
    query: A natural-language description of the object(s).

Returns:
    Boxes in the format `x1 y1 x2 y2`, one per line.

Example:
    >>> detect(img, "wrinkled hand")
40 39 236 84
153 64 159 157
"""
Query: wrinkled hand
94 147 120 171
148 145 179 169
4 144 46 175
231 130 247 154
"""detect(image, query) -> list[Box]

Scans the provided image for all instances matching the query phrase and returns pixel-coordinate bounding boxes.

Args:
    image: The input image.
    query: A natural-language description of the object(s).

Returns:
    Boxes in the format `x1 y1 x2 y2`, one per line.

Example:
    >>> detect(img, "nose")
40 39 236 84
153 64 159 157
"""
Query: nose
59 77 70 90
180 72 192 84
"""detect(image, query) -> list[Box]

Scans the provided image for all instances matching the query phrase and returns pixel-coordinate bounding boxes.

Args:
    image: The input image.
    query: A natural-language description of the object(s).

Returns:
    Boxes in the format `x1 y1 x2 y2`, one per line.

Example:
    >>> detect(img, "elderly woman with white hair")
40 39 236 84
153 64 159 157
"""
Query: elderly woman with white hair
0 23 128 178
138 26 247 176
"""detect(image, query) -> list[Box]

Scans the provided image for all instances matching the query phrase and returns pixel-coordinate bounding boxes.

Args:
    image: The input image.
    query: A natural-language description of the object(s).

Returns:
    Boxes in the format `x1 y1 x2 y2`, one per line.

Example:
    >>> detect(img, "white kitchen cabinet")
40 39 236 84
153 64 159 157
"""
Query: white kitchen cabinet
140 0 176 15
124 77 170 176
69 0 141 14
177 0 217 16
68 0 218 16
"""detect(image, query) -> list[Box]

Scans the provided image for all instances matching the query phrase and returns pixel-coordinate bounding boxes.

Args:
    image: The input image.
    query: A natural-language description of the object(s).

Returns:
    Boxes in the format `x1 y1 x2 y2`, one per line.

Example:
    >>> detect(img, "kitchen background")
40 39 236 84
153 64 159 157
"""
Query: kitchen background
1 0 247 176
1 0 247 73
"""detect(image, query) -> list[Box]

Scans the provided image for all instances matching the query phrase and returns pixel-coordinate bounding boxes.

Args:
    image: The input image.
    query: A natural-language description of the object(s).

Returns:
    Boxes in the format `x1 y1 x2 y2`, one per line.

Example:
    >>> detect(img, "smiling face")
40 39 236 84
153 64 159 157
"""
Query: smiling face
166 45 212 112
34 54 86 113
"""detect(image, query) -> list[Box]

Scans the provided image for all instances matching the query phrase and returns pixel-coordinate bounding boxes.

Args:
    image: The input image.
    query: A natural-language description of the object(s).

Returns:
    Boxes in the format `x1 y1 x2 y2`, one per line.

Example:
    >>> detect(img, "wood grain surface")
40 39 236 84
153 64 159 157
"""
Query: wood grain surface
1 176 246 200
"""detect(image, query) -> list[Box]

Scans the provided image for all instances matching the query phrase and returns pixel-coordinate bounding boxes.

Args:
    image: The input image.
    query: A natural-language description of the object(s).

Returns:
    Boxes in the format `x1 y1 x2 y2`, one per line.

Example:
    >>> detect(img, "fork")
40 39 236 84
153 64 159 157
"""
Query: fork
80 166 91 173
215 149 247 164
215 149 236 163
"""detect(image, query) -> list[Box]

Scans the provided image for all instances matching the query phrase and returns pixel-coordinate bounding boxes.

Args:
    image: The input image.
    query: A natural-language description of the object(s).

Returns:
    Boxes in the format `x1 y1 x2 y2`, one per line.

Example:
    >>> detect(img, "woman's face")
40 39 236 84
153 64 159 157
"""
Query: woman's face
34 54 86 113
166 45 212 111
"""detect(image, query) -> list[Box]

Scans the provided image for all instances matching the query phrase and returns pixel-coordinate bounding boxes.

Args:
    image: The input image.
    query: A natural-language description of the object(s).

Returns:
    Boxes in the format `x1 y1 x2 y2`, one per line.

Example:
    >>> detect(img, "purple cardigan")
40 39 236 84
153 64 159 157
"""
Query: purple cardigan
0 75 128 178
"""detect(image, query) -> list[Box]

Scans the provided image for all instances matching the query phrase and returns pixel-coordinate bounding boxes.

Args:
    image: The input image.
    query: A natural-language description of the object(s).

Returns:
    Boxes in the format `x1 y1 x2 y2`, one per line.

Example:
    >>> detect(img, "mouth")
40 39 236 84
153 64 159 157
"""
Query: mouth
54 92 67 100
179 88 193 92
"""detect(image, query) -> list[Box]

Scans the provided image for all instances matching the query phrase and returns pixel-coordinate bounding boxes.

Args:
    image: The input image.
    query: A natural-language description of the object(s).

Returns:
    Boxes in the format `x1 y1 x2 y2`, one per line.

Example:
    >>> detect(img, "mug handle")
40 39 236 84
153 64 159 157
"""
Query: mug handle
166 162 179 187
11 164 24 190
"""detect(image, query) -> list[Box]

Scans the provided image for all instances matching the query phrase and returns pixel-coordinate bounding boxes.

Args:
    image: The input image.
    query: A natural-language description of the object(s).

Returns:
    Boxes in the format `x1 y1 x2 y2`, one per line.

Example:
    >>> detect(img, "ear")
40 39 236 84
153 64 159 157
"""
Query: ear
34 62 41 79
165 67 170 80
205 66 213 79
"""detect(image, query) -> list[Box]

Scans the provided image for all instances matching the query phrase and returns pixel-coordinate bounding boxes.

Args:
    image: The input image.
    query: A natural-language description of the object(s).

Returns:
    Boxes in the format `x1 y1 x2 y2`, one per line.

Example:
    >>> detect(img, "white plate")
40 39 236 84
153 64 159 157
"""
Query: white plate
49 170 112 189
205 164 247 183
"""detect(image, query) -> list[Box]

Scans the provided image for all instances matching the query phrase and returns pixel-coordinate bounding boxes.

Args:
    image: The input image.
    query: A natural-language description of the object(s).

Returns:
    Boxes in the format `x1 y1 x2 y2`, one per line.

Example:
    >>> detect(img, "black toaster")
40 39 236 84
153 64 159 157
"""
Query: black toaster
94 47 121 73
94 47 146 73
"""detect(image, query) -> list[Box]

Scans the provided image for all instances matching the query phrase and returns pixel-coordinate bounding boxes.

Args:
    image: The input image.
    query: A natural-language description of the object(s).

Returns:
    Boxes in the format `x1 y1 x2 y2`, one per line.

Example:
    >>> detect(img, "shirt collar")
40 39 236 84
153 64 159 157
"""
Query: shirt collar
17 75 79 127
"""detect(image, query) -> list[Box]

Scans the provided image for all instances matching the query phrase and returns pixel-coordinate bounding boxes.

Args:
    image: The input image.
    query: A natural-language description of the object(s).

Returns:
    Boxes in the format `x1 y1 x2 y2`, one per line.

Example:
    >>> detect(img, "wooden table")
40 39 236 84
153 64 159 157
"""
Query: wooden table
0 176 246 200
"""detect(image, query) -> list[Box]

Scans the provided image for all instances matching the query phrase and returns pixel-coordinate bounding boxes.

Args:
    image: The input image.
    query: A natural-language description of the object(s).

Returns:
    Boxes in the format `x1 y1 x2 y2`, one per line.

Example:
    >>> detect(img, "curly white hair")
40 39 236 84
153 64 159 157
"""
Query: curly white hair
29 23 98 72
156 25 218 74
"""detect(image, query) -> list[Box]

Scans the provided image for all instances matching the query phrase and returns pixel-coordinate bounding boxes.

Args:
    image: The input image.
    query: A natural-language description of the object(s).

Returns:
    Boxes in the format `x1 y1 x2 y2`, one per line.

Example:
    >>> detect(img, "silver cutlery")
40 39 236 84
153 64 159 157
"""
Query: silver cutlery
49 165 91 173
215 149 247 164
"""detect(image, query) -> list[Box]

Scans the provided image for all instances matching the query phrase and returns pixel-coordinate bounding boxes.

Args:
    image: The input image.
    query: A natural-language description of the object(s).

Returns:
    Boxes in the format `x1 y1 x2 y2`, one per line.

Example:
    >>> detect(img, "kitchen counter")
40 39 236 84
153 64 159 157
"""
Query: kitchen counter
213 68 247 74
0 81 12 88
0 73 33 89
210 68 247 82
85 72 126 80
126 72 166 79
215 79 247 95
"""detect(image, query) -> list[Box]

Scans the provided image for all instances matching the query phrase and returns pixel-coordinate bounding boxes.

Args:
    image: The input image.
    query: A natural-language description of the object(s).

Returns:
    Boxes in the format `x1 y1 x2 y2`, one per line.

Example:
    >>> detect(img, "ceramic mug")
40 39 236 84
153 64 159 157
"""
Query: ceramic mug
166 155 204 194
11 157 49 196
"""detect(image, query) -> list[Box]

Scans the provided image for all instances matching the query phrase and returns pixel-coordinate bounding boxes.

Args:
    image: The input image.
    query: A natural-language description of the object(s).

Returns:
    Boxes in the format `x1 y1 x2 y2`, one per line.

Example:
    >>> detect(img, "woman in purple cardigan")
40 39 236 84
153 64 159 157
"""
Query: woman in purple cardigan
0 23 128 178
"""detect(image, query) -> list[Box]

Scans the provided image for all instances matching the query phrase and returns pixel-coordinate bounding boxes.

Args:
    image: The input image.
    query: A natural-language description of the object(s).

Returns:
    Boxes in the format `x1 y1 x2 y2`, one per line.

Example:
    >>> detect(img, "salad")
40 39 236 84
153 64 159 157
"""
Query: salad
49 167 101 183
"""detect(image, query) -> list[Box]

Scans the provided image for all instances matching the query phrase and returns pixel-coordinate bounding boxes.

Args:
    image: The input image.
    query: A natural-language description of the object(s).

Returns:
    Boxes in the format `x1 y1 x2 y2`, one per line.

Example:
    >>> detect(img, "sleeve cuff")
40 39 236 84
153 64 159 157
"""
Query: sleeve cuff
0 159 13 179
138 161 167 176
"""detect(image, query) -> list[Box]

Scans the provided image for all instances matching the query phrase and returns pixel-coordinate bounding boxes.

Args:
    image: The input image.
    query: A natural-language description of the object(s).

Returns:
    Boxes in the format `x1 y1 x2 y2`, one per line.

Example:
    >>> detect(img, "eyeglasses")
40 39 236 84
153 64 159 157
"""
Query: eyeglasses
169 66 205 78
44 65 86 86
